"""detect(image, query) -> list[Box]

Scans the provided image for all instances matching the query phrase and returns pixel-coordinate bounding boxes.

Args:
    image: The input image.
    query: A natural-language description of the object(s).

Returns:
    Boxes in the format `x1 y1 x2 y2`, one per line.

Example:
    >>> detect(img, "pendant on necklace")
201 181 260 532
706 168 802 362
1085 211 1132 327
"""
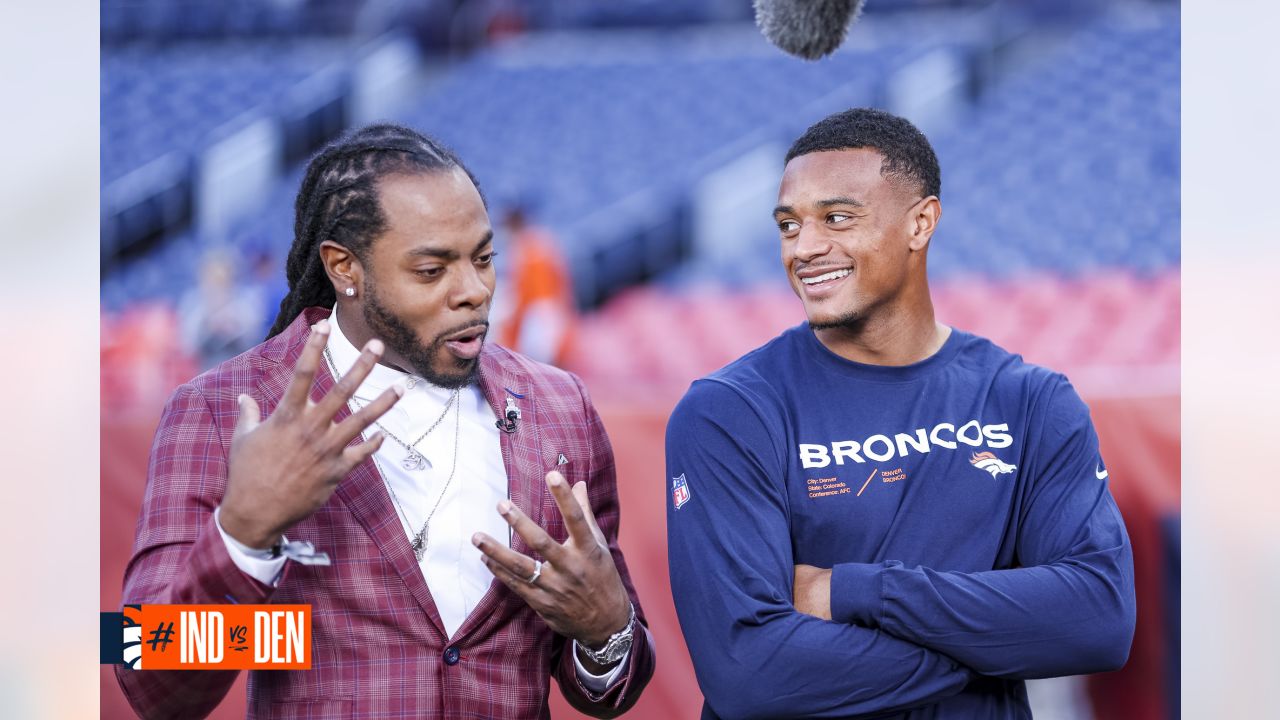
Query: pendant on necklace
411 529 427 561
402 450 427 471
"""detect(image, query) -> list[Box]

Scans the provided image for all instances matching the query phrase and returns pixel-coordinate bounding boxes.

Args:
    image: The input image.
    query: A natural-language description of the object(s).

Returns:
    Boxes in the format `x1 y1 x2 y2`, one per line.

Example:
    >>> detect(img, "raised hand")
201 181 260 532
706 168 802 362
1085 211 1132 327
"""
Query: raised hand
472 471 632 663
219 319 403 549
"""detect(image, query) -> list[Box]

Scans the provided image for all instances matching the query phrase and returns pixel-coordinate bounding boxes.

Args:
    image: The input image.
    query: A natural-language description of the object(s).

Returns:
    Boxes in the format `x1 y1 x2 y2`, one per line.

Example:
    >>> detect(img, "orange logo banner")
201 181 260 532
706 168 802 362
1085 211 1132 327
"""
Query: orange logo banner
118 604 311 670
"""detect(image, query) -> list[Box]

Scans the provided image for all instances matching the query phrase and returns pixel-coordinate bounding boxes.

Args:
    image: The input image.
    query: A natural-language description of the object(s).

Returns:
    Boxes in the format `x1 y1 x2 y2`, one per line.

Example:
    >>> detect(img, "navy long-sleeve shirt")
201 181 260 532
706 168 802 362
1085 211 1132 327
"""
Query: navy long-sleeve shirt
666 325 1135 719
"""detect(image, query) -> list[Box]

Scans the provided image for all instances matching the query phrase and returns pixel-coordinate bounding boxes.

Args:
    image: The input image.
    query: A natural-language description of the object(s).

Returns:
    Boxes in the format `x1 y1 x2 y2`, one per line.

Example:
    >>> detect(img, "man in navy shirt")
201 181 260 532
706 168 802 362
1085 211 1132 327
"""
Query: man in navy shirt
665 108 1136 719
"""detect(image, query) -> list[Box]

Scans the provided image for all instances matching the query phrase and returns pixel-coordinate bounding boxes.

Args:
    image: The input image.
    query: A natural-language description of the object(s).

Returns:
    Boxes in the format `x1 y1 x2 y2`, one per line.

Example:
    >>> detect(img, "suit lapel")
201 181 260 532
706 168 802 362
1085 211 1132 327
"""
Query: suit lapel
261 309 448 638
477 345 543 555
333 444 450 640
451 345 544 640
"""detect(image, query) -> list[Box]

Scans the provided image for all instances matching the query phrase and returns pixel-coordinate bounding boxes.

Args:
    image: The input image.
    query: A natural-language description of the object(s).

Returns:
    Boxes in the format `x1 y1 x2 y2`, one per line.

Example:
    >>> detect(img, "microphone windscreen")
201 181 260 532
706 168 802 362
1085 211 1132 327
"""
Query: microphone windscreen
754 0 866 61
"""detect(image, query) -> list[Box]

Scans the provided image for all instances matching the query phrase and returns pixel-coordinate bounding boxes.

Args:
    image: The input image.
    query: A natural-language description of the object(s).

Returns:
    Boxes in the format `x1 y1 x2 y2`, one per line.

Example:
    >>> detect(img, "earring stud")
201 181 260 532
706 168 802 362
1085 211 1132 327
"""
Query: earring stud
344 287 356 297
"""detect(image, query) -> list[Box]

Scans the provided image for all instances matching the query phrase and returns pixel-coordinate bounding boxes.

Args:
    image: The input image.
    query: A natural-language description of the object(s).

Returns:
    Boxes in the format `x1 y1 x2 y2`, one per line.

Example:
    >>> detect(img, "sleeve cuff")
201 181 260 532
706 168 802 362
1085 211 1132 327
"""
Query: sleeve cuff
572 643 630 695
214 507 287 587
830 562 887 626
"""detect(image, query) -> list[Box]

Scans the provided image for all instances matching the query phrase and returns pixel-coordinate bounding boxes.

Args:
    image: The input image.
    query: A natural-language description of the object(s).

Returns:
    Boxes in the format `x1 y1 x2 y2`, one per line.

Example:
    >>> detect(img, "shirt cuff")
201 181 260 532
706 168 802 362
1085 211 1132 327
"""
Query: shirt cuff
572 642 630 694
214 507 287 587
830 561 889 626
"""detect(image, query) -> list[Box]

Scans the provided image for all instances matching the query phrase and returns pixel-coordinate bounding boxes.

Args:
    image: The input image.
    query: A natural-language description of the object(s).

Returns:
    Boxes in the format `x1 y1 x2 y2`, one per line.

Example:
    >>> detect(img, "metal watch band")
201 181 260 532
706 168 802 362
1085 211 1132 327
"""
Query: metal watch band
579 602 636 666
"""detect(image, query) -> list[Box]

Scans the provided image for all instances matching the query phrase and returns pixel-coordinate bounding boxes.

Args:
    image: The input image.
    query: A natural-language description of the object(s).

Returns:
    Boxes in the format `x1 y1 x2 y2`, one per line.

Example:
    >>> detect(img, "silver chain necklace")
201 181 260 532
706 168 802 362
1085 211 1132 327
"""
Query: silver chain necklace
323 347 457 471
323 347 462 562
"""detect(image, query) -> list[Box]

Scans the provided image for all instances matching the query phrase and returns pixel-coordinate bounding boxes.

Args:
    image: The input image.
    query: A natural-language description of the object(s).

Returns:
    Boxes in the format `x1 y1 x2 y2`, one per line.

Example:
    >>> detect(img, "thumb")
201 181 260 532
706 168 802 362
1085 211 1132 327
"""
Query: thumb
572 482 607 546
233 393 262 439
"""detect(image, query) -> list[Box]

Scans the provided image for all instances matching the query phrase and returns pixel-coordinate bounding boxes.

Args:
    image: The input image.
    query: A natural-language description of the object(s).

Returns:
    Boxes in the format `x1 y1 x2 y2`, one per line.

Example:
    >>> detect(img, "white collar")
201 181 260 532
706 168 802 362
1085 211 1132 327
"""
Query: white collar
327 307 460 404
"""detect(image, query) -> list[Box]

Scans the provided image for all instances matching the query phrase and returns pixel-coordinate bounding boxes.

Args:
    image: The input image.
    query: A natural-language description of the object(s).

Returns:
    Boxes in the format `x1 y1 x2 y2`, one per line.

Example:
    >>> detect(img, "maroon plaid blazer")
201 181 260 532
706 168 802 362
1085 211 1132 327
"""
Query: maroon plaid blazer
115 307 655 719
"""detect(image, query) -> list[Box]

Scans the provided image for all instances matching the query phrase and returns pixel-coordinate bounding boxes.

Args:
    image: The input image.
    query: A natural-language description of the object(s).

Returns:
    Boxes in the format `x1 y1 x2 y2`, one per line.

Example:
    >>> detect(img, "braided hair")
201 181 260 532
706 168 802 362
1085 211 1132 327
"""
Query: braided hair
267 124 483 338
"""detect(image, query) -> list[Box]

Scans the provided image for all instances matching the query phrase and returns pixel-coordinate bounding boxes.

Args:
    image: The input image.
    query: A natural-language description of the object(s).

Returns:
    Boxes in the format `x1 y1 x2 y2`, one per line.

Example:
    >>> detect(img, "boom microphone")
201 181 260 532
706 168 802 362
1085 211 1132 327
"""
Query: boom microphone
753 0 867 61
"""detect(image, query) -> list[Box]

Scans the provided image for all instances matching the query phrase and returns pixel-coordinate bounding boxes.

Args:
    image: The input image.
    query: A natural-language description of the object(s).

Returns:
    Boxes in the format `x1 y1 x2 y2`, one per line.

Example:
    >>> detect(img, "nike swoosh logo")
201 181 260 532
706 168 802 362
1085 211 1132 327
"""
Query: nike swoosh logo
1095 465 1109 480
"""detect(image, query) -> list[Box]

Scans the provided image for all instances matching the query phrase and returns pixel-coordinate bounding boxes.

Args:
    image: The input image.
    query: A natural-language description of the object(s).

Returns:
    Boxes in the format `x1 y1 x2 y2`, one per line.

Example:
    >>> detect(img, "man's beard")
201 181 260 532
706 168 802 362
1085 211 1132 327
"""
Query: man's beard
808 309 867 332
361 281 483 389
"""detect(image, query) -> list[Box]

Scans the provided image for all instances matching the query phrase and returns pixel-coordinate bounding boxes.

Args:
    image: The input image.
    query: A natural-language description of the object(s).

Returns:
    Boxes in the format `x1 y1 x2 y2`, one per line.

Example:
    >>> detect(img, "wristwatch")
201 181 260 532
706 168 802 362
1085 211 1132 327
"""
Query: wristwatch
578 603 636 666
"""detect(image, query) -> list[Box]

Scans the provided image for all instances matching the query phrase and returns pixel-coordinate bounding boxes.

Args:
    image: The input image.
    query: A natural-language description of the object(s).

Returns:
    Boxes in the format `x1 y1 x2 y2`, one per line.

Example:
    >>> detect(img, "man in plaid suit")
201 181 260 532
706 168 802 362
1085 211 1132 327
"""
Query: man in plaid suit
116 125 655 719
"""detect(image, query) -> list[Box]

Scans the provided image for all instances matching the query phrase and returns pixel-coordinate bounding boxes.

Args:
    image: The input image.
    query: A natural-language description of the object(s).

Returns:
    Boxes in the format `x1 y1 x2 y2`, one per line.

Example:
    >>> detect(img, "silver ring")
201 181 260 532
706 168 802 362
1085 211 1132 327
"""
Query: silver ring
527 559 543 584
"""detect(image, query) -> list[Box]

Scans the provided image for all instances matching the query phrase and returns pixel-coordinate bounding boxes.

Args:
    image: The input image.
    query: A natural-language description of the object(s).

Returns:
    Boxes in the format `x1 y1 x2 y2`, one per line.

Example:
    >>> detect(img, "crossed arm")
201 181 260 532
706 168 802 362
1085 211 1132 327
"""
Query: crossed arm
666 381 972 719
665 379 1135 719
804 380 1135 678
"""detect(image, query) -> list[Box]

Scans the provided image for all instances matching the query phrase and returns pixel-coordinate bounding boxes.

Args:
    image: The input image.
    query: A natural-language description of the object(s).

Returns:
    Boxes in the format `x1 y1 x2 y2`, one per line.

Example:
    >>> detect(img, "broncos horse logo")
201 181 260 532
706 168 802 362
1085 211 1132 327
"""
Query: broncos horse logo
970 451 1017 478
123 604 144 669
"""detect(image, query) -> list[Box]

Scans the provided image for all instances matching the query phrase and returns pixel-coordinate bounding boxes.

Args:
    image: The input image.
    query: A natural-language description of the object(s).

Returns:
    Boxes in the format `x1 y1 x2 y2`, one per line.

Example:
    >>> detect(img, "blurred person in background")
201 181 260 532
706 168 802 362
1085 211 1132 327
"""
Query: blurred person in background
666 108 1136 719
117 124 654 719
497 204 577 367
249 245 289 343
178 248 269 368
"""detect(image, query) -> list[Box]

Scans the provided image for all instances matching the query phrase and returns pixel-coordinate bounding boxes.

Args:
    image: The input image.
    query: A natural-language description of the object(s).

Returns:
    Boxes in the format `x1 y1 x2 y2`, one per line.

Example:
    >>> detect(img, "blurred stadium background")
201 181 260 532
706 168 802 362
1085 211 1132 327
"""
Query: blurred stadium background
99 0 1180 718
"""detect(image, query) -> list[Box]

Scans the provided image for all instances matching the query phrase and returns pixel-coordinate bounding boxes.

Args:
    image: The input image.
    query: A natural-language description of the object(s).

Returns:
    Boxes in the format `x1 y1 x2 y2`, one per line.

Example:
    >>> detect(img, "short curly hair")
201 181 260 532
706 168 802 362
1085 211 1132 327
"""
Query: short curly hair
785 108 941 199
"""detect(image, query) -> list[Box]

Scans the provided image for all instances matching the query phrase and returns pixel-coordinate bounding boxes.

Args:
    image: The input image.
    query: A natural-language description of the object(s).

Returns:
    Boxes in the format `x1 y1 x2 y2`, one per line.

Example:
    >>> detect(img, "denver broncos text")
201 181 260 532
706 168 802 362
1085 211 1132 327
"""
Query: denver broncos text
799 419 1013 468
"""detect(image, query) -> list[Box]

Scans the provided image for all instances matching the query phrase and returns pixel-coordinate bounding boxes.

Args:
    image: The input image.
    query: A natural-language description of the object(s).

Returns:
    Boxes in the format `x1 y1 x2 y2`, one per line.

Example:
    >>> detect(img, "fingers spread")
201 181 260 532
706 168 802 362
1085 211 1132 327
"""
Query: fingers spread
233 394 262 439
494 499 566 564
314 338 384 422
473 532 546 584
571 481 608 547
545 471 594 548
480 554 549 608
333 384 403 447
339 431 384 474
280 320 330 415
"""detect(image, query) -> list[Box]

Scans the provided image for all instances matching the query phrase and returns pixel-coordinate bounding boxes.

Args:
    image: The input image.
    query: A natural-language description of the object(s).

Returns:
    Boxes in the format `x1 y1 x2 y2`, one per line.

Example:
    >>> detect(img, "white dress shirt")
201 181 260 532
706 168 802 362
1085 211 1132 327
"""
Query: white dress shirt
215 310 624 689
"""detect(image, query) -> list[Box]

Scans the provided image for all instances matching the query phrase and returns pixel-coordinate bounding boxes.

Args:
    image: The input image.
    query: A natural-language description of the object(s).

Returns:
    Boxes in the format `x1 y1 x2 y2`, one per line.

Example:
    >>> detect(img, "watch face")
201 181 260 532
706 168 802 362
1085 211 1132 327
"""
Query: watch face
584 603 636 664
612 636 634 662
583 627 633 664
594 635 632 664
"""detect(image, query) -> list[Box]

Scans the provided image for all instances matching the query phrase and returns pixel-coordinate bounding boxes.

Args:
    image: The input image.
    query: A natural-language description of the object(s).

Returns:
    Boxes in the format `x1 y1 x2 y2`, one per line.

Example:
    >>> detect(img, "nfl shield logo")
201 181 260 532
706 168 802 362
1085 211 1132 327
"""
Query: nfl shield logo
672 474 690 509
